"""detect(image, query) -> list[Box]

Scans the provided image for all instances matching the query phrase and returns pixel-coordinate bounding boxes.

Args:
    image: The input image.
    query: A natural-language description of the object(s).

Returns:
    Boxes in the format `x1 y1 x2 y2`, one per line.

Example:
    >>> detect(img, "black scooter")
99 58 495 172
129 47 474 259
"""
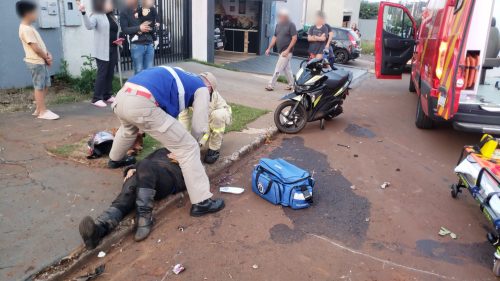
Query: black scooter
274 57 353 134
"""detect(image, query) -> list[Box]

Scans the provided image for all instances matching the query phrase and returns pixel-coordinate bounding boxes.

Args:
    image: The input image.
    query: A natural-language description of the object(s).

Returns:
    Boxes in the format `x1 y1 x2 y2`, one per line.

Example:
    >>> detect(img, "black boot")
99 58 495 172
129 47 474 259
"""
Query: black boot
108 156 136 169
135 188 156 242
190 198 225 217
79 207 123 250
204 149 220 164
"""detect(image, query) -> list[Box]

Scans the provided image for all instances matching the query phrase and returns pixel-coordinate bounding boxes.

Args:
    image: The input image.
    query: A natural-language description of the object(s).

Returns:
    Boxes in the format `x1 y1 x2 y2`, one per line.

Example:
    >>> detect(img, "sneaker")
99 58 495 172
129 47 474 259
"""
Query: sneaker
285 85 293 91
106 96 116 103
37 110 60 120
265 86 274 91
92 100 107 108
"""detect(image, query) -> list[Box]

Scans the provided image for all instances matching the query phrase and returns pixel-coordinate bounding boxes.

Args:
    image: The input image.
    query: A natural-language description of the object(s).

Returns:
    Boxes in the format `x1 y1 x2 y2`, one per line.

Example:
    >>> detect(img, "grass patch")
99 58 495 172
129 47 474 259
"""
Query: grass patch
277 75 290 84
227 103 269 132
48 142 83 158
361 41 375 55
137 134 161 160
187 59 240 72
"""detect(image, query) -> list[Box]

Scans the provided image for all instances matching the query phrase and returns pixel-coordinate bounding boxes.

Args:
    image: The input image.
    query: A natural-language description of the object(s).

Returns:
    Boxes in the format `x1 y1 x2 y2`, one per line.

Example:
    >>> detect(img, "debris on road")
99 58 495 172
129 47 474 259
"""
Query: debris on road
219 186 245 194
97 251 106 258
365 218 370 222
172 263 185 275
74 264 105 281
380 182 390 189
337 144 351 149
438 227 458 239
177 225 185 232
252 264 259 269
350 185 356 190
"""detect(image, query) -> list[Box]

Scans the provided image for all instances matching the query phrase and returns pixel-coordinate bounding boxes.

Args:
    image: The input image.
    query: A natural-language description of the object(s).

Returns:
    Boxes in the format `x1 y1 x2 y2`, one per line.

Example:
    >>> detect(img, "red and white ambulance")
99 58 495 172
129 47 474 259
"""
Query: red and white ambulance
375 0 500 133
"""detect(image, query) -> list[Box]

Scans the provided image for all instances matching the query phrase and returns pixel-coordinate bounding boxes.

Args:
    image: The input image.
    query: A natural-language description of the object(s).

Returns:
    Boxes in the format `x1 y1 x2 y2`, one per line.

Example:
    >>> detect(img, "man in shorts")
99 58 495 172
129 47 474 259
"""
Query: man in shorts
16 0 59 120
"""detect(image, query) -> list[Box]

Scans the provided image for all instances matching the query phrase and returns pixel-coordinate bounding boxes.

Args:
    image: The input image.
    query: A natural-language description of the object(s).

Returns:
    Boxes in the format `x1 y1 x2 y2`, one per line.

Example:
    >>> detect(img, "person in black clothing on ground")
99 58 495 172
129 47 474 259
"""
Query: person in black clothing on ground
120 0 156 74
79 148 187 248
78 0 122 108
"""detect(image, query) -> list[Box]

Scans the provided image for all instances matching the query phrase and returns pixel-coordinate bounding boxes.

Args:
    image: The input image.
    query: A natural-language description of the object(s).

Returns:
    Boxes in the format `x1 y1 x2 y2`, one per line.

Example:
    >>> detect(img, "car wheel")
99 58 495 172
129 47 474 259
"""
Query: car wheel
415 97 434 129
409 77 416 93
334 49 349 64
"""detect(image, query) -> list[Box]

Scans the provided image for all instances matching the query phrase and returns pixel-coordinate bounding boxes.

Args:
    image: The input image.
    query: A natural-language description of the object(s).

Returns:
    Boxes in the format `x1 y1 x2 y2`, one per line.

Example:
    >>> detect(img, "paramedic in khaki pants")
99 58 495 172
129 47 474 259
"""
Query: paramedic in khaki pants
108 66 225 218
178 72 232 164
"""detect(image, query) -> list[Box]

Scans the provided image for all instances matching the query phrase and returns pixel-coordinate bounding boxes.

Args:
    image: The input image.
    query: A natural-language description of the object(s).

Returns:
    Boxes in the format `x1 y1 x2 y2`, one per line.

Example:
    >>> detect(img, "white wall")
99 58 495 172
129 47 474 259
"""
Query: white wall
275 0 305 28
192 0 208 61
359 19 377 41
344 0 361 27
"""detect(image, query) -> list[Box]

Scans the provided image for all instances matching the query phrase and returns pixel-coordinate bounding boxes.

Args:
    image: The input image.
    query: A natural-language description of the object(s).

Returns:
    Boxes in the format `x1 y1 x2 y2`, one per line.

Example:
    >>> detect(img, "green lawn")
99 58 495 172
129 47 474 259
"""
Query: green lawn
361 41 375 55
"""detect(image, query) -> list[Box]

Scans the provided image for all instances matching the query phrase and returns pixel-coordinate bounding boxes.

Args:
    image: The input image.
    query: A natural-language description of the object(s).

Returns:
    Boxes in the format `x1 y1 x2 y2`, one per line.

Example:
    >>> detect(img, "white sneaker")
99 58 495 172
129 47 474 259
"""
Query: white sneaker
32 110 39 116
37 110 60 120
106 96 116 103
92 100 107 108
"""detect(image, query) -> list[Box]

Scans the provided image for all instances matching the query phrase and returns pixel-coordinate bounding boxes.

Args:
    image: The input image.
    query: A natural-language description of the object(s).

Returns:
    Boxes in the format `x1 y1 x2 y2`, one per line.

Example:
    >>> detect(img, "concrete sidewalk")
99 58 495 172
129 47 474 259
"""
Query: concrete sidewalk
219 54 368 81
0 62 282 281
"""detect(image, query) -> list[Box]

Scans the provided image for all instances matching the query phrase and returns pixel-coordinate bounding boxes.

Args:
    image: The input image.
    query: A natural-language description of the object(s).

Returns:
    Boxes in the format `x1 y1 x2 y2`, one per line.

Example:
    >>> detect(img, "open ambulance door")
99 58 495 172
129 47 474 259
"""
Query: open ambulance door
375 2 417 79
435 0 475 120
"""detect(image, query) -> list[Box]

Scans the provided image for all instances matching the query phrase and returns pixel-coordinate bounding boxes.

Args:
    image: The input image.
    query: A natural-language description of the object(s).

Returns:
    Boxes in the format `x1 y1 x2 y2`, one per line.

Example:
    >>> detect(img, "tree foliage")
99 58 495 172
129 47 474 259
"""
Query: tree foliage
360 1 379 20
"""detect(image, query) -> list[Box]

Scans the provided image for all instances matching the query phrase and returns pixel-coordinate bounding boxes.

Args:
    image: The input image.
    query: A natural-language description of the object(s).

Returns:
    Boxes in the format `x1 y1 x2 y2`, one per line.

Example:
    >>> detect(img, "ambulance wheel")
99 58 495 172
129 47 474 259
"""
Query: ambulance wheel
493 259 500 277
451 184 459 198
320 119 325 130
409 77 416 93
415 97 434 129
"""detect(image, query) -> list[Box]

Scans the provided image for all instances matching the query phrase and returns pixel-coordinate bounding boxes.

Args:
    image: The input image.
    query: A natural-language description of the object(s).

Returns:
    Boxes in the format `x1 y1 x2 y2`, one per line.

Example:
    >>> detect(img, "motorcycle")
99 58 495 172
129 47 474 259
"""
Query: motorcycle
274 55 353 134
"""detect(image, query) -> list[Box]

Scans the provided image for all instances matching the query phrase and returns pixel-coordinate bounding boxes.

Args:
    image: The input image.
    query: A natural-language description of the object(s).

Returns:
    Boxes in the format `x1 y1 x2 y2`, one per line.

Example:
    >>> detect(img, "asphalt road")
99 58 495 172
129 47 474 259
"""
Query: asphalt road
66 74 497 280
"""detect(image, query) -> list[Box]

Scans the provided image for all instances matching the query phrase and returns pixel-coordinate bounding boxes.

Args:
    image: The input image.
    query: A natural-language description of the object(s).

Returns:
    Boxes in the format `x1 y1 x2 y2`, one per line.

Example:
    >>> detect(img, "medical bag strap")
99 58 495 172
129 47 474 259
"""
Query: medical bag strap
255 167 274 195
300 185 313 204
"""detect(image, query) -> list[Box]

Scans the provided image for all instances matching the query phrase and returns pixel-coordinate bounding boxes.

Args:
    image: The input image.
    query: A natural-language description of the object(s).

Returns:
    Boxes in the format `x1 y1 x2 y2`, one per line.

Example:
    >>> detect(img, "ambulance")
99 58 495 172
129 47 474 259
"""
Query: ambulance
375 0 500 133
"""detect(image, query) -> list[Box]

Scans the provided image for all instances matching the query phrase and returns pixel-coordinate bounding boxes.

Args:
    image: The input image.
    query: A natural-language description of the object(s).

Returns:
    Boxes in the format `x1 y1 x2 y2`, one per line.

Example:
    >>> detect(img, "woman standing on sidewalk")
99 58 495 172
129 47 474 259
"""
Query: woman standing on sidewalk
78 0 122 108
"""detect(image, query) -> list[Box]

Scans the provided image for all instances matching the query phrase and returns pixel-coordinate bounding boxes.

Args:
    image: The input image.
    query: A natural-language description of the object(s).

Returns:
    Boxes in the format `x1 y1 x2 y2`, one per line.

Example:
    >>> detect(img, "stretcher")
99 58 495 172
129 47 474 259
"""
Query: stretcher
452 144 500 276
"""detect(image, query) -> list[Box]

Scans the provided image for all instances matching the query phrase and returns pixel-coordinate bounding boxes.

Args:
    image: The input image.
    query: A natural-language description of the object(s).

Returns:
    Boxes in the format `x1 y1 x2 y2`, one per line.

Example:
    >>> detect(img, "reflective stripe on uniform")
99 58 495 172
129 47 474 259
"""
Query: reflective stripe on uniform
160 66 186 112
211 127 225 133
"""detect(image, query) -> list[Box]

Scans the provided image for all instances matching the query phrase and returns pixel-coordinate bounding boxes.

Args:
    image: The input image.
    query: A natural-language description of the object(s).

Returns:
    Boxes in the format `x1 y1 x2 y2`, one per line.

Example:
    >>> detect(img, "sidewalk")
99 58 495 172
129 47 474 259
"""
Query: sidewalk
0 62 283 281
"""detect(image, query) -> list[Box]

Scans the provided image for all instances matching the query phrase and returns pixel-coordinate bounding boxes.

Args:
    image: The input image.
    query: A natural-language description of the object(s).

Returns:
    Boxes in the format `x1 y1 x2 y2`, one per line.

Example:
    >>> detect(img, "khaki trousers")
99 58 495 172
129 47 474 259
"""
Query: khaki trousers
268 53 294 88
109 88 213 204
178 106 231 151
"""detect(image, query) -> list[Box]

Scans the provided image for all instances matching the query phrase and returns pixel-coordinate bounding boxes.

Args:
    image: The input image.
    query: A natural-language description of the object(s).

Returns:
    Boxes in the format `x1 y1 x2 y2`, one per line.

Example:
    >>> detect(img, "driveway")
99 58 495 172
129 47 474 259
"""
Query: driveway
219 53 368 82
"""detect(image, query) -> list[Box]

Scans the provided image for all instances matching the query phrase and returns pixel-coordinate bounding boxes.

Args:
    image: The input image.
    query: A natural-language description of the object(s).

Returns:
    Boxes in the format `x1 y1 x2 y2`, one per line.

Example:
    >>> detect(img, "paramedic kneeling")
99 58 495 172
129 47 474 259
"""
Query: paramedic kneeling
108 66 225 217
178 72 232 164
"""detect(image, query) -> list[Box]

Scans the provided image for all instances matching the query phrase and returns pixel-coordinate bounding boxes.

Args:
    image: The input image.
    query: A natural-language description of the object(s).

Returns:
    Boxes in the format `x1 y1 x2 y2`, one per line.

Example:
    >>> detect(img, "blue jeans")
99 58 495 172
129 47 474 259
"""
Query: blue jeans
131 43 155 74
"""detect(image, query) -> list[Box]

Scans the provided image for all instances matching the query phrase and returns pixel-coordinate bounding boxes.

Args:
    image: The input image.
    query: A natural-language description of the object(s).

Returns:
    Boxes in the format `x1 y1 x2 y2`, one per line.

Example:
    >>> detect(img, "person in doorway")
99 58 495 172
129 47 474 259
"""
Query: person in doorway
79 0 122 108
178 72 232 164
108 66 225 217
79 148 186 248
265 9 297 91
16 1 59 120
120 0 156 74
307 11 329 60
351 23 361 38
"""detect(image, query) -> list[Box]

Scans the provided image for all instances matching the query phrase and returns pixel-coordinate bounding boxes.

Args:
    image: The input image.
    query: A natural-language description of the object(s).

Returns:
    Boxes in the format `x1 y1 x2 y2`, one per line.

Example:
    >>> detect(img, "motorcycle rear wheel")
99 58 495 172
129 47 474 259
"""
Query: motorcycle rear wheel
274 100 308 134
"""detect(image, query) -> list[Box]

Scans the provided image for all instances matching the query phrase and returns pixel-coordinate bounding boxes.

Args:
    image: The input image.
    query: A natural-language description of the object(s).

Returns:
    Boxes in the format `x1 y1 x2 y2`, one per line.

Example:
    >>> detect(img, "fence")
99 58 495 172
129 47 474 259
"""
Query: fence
118 0 191 71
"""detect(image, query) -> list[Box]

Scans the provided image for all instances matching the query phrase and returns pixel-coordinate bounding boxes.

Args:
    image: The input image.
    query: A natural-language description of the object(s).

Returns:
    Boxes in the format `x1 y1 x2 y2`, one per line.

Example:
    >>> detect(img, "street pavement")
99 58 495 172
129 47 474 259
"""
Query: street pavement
221 53 368 81
66 74 497 281
0 62 286 281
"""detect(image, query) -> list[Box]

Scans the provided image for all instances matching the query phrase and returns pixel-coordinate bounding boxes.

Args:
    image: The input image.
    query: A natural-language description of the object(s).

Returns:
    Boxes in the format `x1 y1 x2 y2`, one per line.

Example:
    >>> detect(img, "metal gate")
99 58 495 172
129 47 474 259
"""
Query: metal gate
119 0 190 71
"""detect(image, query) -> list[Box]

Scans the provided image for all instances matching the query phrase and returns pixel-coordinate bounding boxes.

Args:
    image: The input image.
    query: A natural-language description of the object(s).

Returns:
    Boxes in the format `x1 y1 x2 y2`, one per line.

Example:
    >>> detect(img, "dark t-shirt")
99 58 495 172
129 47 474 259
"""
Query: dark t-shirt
307 24 329 55
274 21 297 53
107 13 118 46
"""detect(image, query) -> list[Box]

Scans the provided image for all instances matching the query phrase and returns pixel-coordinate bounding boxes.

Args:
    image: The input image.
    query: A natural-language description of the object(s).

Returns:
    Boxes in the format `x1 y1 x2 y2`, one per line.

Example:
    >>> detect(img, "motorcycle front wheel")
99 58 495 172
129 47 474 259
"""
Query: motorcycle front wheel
274 100 308 134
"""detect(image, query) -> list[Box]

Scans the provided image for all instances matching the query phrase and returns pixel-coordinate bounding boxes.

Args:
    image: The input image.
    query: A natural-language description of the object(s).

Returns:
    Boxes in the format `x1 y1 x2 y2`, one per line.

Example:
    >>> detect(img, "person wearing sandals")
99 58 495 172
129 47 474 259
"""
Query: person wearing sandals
79 0 122 108
16 1 59 120
265 9 297 92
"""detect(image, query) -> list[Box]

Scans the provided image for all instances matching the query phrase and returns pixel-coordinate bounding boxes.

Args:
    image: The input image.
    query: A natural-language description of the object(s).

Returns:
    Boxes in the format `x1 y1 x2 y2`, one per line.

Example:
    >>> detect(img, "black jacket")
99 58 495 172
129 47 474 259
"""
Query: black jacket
120 7 153 45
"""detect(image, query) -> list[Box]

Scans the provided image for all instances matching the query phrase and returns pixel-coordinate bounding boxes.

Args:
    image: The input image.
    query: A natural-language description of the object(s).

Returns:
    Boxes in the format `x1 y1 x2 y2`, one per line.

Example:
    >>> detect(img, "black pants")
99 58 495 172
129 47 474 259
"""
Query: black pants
93 47 118 102
108 148 186 217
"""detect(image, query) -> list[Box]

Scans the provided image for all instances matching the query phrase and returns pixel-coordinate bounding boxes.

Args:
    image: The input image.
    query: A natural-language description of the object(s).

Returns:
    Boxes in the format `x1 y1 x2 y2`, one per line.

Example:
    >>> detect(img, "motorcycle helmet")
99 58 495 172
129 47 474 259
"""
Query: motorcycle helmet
87 131 114 159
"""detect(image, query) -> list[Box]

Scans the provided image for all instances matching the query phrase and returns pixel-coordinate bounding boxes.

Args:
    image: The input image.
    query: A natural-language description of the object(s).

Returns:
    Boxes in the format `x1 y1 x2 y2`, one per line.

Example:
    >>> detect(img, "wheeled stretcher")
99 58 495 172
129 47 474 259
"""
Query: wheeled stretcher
452 146 500 275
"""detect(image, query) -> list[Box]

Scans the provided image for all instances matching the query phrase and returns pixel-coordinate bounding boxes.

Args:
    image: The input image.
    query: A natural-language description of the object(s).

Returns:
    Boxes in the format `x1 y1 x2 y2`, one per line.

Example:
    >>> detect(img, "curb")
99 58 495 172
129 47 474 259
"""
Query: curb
28 126 279 281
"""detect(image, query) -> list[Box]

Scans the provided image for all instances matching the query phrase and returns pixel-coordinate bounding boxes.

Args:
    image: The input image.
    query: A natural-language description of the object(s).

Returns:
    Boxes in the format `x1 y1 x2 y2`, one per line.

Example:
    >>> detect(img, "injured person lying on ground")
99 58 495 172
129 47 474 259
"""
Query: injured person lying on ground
79 148 186 249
